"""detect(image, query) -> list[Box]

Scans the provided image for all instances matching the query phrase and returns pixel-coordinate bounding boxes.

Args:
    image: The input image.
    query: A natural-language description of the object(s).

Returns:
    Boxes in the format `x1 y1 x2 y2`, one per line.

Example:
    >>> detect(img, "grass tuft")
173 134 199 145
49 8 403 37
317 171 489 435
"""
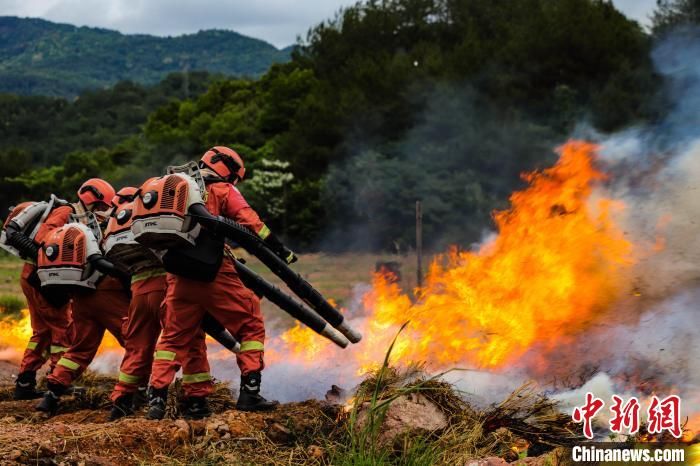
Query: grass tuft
0 294 25 316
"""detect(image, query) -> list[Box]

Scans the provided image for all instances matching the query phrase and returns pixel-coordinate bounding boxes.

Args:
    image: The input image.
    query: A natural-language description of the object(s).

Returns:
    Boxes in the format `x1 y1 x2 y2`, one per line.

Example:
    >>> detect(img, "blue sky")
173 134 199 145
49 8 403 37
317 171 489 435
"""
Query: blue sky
0 0 658 48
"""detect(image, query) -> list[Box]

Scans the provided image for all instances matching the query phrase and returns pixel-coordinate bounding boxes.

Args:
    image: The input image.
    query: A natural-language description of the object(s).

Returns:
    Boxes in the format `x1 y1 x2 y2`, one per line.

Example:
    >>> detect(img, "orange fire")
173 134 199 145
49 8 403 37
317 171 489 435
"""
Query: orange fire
0 307 122 361
276 140 635 374
97 330 122 353
0 309 33 360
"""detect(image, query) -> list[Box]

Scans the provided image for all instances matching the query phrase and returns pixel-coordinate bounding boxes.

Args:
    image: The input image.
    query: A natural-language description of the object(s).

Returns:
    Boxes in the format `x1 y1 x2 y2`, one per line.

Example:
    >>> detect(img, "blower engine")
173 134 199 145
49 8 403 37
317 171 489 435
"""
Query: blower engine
131 173 204 249
37 223 102 290
103 199 163 274
0 195 67 259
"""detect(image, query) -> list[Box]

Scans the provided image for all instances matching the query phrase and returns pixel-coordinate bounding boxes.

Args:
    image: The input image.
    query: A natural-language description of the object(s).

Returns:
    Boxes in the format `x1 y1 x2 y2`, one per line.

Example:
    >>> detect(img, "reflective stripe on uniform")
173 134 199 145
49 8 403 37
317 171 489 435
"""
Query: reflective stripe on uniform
257 224 271 240
26 341 38 351
239 341 264 352
57 357 80 370
118 371 141 384
50 345 68 354
154 350 176 361
182 372 212 384
131 268 167 284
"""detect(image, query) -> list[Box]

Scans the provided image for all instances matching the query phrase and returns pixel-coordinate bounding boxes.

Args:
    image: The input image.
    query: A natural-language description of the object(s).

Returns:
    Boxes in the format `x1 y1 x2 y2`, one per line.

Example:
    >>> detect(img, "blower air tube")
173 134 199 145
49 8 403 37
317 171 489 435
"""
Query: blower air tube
201 313 241 353
188 204 362 344
5 224 39 260
234 259 349 348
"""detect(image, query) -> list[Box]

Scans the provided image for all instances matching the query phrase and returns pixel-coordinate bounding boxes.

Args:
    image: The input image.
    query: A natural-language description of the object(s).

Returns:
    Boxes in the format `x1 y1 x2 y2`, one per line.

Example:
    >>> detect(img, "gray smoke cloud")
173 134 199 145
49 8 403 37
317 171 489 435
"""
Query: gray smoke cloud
536 28 700 426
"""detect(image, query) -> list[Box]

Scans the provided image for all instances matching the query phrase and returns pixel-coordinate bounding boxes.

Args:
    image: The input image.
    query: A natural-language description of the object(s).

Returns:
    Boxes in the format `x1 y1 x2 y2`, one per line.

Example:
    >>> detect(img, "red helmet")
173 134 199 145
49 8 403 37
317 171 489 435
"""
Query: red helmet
77 178 116 211
112 186 138 206
199 146 245 183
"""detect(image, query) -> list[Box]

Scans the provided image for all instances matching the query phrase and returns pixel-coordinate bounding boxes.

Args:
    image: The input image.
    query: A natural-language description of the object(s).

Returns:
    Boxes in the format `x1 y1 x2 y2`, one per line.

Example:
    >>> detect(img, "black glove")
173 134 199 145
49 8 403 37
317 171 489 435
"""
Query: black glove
264 233 298 264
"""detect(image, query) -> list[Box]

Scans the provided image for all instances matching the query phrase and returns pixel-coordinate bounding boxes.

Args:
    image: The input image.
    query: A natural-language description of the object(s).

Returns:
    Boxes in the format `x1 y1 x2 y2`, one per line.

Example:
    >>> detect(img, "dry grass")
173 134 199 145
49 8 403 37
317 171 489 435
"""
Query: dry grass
342 363 580 465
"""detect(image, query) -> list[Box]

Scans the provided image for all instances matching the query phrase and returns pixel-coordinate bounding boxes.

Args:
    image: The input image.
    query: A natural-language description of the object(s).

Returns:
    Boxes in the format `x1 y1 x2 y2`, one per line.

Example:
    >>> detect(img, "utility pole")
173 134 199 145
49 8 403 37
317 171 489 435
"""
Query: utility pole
182 63 190 99
416 200 423 289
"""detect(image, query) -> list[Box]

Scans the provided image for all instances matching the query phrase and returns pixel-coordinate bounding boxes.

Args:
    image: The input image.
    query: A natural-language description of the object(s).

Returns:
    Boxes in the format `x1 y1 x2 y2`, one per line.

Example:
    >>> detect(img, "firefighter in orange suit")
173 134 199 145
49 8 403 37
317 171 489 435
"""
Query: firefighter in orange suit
36 179 130 415
147 146 297 419
98 187 152 419
13 202 75 400
108 188 221 420
106 186 168 419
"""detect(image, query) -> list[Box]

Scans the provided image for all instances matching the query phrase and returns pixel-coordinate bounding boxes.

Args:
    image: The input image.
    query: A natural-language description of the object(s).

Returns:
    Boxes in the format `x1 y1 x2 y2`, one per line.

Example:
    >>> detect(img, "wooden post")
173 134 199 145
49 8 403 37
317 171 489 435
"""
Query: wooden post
416 200 423 289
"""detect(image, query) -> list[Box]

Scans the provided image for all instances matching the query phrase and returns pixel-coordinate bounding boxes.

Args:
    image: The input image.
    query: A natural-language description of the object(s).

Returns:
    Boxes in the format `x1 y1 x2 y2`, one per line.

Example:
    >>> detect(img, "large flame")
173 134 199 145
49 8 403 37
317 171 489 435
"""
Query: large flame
274 140 635 374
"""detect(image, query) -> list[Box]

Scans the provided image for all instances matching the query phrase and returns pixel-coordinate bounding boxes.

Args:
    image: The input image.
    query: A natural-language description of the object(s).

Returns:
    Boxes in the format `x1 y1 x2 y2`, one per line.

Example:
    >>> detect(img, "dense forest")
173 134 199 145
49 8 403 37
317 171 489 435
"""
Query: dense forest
0 16 291 96
1 0 698 251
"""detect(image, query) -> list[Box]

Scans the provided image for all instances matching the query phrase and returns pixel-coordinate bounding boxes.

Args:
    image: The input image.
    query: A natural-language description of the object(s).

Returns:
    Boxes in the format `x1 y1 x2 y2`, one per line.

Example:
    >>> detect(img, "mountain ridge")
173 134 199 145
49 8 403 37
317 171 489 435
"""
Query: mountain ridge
0 16 292 97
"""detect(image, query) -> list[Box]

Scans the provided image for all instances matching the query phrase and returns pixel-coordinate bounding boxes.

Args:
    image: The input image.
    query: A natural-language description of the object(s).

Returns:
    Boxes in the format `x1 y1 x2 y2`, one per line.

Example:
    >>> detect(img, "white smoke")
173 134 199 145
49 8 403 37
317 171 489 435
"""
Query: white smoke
90 350 124 375
550 28 700 420
0 348 21 362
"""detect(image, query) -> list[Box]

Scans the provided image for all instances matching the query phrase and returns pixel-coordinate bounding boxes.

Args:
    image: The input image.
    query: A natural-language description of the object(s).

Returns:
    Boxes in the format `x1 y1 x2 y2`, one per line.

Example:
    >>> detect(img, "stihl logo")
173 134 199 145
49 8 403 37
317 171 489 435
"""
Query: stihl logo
48 272 60 277
145 221 158 227
116 236 127 241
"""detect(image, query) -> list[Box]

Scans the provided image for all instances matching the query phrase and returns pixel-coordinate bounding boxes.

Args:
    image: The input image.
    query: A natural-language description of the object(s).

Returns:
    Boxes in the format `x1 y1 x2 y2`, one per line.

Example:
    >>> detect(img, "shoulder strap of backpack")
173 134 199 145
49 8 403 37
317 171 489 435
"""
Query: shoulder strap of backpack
27 196 56 240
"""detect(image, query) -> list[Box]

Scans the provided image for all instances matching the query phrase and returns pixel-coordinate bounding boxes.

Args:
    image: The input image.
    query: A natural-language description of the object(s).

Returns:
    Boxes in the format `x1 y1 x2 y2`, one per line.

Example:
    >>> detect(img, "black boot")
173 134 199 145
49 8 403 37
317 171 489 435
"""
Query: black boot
35 382 66 415
146 386 168 420
109 393 134 421
183 396 211 419
132 385 148 411
236 372 279 412
14 371 42 400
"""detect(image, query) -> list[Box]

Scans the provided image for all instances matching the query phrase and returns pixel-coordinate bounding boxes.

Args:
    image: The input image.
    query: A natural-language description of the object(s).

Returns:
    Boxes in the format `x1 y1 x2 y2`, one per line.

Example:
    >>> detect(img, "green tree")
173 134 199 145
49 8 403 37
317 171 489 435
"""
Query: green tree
652 0 700 34
242 159 294 225
0 0 661 250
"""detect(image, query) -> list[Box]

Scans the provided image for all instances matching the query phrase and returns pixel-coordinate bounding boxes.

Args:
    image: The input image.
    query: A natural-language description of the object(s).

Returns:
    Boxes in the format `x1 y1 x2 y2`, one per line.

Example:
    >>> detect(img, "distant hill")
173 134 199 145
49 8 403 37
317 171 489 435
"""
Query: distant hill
0 16 292 97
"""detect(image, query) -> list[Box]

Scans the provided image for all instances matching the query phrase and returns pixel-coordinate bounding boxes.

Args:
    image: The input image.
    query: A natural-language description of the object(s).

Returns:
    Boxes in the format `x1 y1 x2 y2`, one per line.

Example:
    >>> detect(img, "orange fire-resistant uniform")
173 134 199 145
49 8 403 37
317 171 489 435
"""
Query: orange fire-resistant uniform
110 272 209 401
150 183 269 397
18 205 74 374
47 276 129 388
109 272 165 401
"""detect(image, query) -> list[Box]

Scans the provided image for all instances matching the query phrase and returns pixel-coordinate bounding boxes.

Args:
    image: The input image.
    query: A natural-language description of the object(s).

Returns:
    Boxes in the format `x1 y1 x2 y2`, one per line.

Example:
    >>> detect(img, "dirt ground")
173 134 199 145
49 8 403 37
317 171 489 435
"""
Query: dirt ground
0 386 341 465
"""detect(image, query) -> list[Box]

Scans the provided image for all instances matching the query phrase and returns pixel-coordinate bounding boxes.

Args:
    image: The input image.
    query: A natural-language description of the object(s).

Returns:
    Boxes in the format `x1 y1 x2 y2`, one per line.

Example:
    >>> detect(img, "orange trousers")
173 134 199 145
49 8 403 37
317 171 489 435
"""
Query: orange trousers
150 260 265 397
110 273 165 401
47 277 128 388
18 268 73 374
110 273 214 401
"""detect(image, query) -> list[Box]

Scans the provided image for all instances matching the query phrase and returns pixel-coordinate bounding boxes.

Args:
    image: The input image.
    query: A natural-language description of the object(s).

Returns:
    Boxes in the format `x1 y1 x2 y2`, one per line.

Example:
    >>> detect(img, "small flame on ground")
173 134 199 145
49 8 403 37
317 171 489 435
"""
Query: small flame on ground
0 307 122 362
0 309 32 360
